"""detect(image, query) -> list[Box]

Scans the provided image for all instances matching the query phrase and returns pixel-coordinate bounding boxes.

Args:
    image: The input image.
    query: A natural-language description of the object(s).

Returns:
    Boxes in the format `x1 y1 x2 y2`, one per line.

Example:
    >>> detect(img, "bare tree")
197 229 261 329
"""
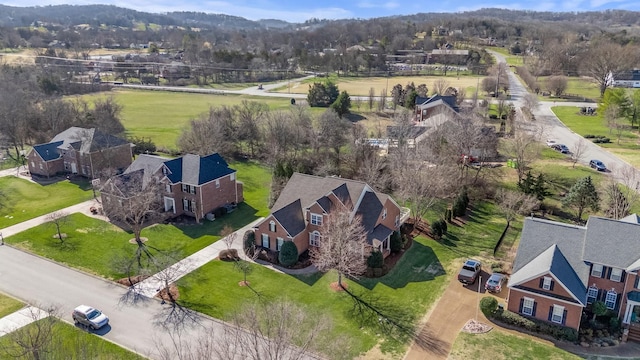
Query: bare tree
236 100 267 157
496 189 539 228
178 106 237 158
46 210 69 243
571 138 587 168
603 165 640 220
311 207 368 288
0 306 56 360
580 41 633 97
101 170 165 267
378 88 386 111
432 79 450 95
502 125 542 181
545 75 568 97
151 253 200 330
367 87 375 110
522 93 540 113
219 225 237 250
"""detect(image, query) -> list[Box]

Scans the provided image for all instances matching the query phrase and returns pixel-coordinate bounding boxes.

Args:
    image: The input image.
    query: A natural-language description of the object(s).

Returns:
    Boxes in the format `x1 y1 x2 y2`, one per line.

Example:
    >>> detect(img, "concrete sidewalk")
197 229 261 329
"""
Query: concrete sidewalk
0 198 105 238
136 217 264 298
0 306 49 336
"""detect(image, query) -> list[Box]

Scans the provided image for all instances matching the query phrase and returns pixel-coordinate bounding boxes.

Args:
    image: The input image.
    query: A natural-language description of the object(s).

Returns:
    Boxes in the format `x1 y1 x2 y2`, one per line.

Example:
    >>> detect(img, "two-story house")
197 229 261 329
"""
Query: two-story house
508 215 640 340
101 153 243 222
27 127 133 179
253 173 410 257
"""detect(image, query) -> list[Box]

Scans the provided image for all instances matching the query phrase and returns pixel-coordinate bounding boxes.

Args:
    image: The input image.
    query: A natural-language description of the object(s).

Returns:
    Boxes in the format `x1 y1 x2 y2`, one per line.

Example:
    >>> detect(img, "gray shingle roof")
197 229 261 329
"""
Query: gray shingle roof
356 191 384 245
163 153 235 185
370 224 394 247
33 141 63 161
271 173 367 213
510 244 587 305
125 154 168 187
511 218 589 300
620 214 640 224
272 199 306 237
51 127 128 154
583 216 640 269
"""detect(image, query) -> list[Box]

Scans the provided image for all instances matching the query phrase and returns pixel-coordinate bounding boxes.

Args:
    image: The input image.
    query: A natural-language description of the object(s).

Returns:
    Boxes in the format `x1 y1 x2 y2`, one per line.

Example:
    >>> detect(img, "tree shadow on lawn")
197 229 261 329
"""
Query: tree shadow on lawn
175 203 260 239
45 237 80 252
357 241 446 290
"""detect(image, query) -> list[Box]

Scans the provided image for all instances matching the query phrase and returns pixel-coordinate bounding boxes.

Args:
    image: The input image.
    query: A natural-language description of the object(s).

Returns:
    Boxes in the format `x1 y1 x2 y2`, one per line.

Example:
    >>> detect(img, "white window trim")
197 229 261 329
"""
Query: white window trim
183 198 189 210
610 268 623 282
230 173 235 181
269 221 276 232
215 179 220 189
276 237 284 251
310 213 323 226
261 233 269 248
182 184 188 193
542 276 552 290
522 297 534 316
591 264 603 277
587 286 598 304
551 305 565 324
395 215 400 228
605 290 617 310
309 231 320 247
165 184 171 193
382 208 387 220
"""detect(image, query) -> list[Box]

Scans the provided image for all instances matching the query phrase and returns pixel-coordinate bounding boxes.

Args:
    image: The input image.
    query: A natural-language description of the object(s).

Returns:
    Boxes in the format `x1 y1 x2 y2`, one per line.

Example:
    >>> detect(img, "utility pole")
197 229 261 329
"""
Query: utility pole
495 65 501 98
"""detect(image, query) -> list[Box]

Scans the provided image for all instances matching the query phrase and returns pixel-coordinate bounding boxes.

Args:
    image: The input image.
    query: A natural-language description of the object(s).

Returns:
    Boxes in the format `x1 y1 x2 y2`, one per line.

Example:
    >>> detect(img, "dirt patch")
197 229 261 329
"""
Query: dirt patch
128 237 148 244
238 280 250 287
462 319 492 334
329 281 348 292
116 275 150 287
156 284 180 302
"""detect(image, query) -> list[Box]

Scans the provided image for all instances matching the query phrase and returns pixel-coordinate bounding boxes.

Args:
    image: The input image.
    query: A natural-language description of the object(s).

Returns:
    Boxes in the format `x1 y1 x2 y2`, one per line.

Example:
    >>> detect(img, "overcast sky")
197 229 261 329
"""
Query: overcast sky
3 0 640 22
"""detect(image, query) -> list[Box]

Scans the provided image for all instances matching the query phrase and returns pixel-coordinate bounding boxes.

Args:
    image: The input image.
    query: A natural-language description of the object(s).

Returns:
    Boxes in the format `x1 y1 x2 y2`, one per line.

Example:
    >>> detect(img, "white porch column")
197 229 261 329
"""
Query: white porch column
623 300 640 324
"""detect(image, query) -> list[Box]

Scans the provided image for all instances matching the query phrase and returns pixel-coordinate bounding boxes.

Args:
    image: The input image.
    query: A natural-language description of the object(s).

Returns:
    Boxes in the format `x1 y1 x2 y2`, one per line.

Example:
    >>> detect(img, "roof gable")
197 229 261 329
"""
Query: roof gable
50 127 128 154
583 216 640 269
356 190 384 244
164 153 235 185
33 141 63 161
509 244 587 305
272 199 305 237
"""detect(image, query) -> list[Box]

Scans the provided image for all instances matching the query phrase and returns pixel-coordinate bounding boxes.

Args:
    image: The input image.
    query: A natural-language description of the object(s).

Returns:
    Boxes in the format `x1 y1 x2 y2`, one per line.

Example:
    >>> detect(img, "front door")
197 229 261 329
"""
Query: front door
70 162 77 174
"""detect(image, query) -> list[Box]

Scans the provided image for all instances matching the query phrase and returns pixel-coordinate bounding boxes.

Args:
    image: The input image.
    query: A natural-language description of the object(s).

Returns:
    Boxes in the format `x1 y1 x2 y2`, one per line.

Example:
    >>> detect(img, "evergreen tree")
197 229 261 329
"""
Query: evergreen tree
278 241 299 267
533 173 551 201
330 90 351 117
563 176 600 222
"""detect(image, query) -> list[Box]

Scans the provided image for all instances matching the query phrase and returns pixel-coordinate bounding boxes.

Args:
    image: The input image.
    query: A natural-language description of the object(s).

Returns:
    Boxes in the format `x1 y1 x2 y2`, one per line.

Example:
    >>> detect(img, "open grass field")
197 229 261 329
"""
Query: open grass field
177 201 507 359
0 319 146 359
487 46 524 66
552 106 640 167
78 90 294 149
449 328 581 360
0 293 23 319
273 75 482 98
537 77 601 102
0 176 93 229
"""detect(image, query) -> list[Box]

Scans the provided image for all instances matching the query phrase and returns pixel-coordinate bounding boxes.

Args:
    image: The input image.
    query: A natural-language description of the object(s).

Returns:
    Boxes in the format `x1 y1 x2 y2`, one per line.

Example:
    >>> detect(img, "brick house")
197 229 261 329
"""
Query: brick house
100 153 243 222
27 127 133 179
414 95 459 125
508 215 640 340
253 173 410 257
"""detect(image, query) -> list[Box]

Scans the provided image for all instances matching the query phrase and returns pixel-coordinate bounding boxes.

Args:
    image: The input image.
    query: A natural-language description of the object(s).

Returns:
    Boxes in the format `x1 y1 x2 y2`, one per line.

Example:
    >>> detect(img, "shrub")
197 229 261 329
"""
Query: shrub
219 249 239 261
497 310 537 331
495 310 579 342
480 296 498 317
431 220 444 239
584 134 596 138
390 231 403 253
367 250 384 269
444 208 452 223
491 262 504 273
243 230 255 255
440 219 448 234
278 241 299 267
609 316 621 332
453 196 466 217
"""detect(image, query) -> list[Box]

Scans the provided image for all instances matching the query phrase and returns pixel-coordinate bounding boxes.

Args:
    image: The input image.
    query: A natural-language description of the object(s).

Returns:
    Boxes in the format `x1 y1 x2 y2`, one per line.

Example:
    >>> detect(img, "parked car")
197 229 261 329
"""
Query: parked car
72 305 109 330
589 159 607 172
457 259 482 285
485 273 507 293
552 144 570 154
546 139 557 147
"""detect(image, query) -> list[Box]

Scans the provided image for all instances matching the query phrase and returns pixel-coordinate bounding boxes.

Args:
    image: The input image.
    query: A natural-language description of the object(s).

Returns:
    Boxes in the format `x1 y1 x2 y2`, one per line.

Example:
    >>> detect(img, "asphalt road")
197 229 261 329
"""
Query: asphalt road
0 244 225 358
491 50 639 185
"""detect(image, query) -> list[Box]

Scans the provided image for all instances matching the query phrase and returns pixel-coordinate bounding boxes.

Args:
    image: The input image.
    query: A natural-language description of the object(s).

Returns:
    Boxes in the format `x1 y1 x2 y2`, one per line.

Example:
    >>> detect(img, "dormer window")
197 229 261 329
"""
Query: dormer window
591 264 603 277
610 268 623 282
382 208 387 220
162 167 168 175
269 221 276 232
310 213 323 226
542 276 553 290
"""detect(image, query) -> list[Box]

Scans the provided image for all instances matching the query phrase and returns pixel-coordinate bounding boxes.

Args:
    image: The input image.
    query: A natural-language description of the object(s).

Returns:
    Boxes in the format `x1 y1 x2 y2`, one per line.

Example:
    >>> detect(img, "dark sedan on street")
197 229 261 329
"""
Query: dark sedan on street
589 159 606 172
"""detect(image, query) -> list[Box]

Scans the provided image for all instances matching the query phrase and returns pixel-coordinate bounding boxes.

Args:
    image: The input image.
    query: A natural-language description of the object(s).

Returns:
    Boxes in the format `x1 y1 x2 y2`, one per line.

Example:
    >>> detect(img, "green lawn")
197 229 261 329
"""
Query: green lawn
177 200 507 359
537 77 601 101
0 176 93 229
449 329 581 360
4 162 270 279
0 293 23 319
552 106 640 167
0 319 145 359
79 90 295 149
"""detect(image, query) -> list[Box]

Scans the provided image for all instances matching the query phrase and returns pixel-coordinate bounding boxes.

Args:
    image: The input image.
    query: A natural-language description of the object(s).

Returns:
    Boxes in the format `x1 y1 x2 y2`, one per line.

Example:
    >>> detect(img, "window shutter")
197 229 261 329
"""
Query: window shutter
562 310 567 325
635 276 640 289
621 271 627 283
519 298 524 313
597 289 604 301
539 278 544 288
548 306 553 321
549 280 555 291
532 302 537 316
606 267 612 279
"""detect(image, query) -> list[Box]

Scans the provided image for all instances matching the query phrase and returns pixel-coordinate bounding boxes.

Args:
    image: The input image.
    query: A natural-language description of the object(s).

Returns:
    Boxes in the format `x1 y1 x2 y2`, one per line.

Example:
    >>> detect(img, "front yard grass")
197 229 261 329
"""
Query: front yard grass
177 200 507 359
537 78 601 101
0 176 93 229
0 293 23 319
449 328 581 360
0 318 146 359
552 106 640 167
